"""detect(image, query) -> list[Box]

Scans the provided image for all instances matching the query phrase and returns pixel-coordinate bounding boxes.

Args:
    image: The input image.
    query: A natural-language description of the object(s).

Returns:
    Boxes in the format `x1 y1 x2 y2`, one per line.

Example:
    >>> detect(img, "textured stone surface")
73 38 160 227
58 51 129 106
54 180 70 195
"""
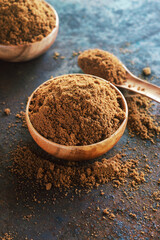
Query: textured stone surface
0 0 160 239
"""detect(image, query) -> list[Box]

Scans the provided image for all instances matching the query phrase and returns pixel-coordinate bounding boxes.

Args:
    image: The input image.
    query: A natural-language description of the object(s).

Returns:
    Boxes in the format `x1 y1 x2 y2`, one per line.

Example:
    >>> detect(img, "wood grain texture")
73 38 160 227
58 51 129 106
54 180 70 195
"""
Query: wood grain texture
0 4 59 62
26 74 128 161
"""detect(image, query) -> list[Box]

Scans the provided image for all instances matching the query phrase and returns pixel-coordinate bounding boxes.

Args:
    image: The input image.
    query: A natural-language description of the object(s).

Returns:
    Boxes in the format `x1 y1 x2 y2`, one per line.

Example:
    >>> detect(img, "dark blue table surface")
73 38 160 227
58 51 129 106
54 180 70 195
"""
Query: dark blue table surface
0 0 160 239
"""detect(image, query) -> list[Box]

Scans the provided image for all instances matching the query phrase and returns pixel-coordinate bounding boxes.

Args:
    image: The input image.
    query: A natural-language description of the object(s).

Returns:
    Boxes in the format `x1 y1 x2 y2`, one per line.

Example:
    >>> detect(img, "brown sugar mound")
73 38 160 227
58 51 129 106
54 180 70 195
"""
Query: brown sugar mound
29 74 126 146
127 95 160 142
11 145 145 190
0 0 56 45
78 49 126 84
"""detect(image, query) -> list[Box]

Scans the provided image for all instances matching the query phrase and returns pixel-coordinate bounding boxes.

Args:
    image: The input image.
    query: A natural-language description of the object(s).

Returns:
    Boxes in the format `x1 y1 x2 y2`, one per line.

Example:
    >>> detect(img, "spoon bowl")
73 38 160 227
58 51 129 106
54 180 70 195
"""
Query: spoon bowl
26 74 128 161
0 4 59 62
116 64 160 103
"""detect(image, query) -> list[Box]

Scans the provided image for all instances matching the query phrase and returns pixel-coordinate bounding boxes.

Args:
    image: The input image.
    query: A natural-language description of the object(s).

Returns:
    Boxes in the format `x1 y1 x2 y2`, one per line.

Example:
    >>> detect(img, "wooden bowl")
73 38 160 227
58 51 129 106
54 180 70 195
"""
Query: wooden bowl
26 74 128 161
0 4 59 62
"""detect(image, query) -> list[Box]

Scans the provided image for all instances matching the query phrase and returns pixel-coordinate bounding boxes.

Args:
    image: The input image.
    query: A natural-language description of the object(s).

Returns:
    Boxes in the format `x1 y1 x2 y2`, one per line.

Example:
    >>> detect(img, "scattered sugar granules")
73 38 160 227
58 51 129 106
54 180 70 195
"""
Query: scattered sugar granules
11 145 145 191
127 95 160 142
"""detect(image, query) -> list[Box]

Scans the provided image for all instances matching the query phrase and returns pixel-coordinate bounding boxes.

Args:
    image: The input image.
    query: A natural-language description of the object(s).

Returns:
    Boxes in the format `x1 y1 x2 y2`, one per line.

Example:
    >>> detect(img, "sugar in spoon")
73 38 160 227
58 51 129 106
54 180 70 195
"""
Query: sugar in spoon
78 49 160 103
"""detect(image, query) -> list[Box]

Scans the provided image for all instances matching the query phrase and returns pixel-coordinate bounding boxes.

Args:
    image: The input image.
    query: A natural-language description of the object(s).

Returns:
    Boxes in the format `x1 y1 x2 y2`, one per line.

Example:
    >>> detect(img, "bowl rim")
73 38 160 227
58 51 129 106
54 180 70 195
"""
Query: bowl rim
0 2 59 48
26 73 128 150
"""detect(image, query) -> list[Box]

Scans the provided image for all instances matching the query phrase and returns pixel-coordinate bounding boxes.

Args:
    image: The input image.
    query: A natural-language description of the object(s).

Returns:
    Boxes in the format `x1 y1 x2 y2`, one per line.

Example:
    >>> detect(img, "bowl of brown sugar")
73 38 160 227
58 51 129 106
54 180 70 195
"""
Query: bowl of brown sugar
26 74 128 161
0 0 59 62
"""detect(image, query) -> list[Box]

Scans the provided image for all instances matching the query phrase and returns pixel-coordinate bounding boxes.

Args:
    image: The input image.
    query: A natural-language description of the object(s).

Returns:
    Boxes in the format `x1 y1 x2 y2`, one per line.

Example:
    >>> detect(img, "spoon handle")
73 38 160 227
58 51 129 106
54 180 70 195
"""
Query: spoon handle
117 71 160 103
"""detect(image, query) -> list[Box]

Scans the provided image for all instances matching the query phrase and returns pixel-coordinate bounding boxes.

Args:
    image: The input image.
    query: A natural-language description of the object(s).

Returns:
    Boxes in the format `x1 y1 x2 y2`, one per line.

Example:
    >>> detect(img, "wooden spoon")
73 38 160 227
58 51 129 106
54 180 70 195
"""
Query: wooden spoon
26 74 128 161
116 64 160 103
0 3 59 62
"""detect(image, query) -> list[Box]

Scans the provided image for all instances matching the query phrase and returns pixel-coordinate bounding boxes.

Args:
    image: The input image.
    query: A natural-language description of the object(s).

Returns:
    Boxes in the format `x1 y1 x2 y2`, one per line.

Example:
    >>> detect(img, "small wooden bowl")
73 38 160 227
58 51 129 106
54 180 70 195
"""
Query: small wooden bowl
0 4 59 62
26 74 128 161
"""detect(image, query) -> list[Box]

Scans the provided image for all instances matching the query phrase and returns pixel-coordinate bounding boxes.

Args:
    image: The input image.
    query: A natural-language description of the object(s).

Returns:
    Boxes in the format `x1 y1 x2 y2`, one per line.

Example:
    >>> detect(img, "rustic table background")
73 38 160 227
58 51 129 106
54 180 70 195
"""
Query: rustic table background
0 0 160 239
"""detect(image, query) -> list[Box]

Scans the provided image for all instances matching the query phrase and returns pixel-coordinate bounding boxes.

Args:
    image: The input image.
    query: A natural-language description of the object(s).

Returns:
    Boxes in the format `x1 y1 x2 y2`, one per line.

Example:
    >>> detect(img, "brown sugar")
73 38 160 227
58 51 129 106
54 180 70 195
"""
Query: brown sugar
4 108 11 115
143 67 151 76
0 0 56 45
103 208 109 215
16 111 27 127
11 145 145 190
29 74 125 146
78 49 126 84
127 95 160 142
103 208 115 220
129 213 137 219
0 233 13 240
153 191 160 201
